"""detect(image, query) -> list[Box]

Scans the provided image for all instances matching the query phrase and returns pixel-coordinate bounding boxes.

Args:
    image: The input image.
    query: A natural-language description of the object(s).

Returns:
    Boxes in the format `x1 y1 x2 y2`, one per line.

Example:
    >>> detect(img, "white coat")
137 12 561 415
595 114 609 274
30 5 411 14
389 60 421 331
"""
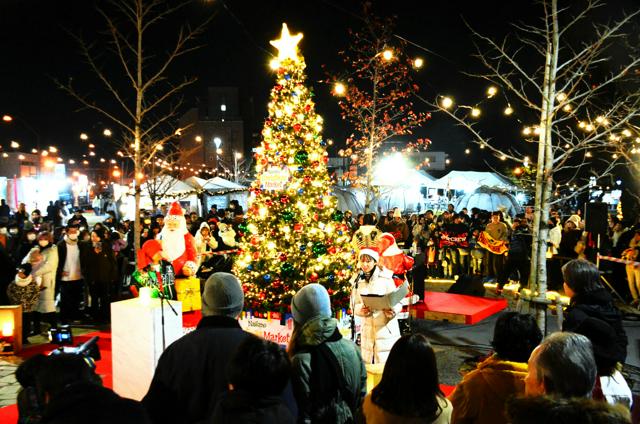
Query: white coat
352 267 401 365
23 245 59 314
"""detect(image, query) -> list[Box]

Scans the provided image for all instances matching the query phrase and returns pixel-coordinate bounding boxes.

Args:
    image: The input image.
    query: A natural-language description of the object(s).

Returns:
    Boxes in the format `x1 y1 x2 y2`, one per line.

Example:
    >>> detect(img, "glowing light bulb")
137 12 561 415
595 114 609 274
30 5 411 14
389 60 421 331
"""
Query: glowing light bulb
487 86 497 97
381 49 393 60
523 127 532 136
504 106 513 115
413 57 424 68
562 104 572 112
333 82 346 96
440 97 453 109
556 92 567 102
471 108 481 118
622 129 632 137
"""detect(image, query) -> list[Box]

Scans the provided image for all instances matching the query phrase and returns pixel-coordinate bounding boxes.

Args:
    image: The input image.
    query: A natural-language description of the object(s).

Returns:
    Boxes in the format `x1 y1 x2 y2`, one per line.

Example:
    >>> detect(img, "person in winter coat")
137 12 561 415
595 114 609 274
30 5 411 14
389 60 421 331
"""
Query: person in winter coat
288 284 367 424
352 248 402 364
448 312 543 424
363 333 452 424
194 221 218 268
209 335 294 423
84 229 118 323
561 259 630 405
23 231 58 334
561 259 628 365
7 263 41 342
142 272 252 424
497 218 532 291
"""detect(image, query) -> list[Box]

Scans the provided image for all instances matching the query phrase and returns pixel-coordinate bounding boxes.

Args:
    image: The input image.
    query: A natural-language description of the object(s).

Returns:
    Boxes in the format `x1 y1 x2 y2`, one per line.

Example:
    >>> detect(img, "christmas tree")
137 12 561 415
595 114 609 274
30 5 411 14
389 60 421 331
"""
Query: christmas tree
234 23 354 314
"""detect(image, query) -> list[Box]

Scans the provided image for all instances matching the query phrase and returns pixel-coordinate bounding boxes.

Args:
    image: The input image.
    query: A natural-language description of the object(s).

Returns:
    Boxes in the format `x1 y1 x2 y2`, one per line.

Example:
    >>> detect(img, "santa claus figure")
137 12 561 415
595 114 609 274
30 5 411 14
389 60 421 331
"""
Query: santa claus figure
377 232 417 304
158 202 198 277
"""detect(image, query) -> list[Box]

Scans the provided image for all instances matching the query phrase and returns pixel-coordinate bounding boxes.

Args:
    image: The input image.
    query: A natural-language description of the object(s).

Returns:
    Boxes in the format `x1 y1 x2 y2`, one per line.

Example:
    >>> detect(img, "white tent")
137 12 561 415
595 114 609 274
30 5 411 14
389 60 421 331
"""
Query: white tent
432 171 515 191
202 176 246 191
455 187 522 217
183 176 207 191
201 177 248 211
372 168 435 187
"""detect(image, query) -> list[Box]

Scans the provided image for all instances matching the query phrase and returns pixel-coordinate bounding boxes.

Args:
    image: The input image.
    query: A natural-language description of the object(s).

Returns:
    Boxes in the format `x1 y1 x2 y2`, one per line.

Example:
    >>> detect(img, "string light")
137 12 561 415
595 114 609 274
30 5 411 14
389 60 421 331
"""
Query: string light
556 92 567 102
471 108 481 118
80 133 88 140
504 106 513 115
10 141 19 149
413 57 424 68
440 96 454 109
487 86 497 98
103 129 112 137
333 82 346 96
381 49 393 61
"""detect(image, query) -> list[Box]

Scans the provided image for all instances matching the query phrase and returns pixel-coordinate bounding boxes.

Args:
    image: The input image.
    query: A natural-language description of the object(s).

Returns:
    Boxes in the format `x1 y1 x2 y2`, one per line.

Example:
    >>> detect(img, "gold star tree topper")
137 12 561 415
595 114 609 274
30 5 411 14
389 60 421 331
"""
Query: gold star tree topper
270 23 303 61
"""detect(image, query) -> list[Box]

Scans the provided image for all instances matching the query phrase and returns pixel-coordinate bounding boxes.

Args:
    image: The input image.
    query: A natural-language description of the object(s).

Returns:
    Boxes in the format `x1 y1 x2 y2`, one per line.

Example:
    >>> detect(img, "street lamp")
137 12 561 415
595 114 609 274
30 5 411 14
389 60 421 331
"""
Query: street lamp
213 137 222 175
234 151 242 183
2 114 41 149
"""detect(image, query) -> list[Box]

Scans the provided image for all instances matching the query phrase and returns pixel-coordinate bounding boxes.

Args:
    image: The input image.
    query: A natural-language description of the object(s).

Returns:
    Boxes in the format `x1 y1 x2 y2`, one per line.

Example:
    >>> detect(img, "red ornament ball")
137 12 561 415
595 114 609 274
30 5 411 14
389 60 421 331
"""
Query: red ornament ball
293 223 303 232
328 246 337 255
265 199 273 207
327 288 334 295
275 85 283 91
312 161 319 168
316 200 324 209
293 124 302 132
309 272 319 282
279 253 287 262
250 237 259 246
303 176 311 184
252 251 260 260
280 195 290 204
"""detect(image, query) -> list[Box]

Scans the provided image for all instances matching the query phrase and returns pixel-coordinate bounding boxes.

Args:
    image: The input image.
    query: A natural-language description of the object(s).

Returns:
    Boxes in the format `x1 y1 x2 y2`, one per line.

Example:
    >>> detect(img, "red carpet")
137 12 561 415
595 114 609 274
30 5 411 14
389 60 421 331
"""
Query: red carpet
408 291 508 324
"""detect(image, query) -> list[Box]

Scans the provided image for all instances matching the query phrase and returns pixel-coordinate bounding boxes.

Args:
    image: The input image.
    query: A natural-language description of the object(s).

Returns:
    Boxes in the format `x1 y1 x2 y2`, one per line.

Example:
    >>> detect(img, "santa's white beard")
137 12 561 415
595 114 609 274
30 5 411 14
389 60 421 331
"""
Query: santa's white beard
160 228 186 261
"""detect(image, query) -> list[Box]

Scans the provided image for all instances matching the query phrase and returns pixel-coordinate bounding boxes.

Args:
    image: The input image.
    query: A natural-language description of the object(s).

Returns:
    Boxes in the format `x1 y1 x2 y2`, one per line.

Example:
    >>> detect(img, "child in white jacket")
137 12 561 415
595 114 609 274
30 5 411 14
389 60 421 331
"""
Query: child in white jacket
352 248 402 365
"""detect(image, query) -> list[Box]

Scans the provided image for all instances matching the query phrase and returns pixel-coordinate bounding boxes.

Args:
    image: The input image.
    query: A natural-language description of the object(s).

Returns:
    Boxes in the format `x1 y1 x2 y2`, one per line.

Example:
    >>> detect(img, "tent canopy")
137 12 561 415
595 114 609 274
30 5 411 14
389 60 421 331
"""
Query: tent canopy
372 168 436 187
454 186 522 217
183 176 207 190
141 175 194 194
202 177 246 191
431 171 515 191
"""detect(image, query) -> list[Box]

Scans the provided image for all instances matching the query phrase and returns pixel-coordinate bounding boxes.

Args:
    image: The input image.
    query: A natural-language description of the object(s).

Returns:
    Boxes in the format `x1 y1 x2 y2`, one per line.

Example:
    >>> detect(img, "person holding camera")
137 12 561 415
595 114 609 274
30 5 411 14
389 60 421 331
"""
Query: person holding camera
16 353 149 423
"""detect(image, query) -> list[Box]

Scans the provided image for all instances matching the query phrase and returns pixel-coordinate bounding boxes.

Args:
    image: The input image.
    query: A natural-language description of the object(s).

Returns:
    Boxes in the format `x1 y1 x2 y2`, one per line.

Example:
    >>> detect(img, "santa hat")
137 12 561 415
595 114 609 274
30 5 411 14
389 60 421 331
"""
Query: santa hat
166 202 184 221
378 233 403 257
359 247 379 262
393 208 402 218
138 239 163 270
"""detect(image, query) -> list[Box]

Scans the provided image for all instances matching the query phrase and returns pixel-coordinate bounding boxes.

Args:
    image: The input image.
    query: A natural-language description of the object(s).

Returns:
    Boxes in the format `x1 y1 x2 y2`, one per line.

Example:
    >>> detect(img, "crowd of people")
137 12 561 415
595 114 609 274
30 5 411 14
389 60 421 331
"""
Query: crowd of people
15 262 633 423
0 197 637 422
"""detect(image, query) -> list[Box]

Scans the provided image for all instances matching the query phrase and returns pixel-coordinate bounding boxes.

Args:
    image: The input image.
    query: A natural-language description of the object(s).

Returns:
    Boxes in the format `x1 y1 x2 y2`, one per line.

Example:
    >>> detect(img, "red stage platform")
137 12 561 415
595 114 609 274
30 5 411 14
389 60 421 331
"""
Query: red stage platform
407 291 508 324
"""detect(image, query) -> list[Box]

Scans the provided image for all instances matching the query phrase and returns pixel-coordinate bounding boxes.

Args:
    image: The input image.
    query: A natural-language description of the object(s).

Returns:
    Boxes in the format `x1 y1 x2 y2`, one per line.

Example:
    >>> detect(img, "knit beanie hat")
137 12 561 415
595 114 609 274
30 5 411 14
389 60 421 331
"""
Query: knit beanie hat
202 272 244 318
291 283 331 325
137 239 163 270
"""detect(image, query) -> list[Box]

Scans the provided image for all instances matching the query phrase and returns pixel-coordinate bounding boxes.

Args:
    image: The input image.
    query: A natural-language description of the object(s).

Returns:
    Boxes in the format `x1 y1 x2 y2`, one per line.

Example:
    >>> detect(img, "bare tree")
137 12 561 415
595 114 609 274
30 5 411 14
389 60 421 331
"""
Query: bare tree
58 0 213 261
328 8 431 212
426 0 640 328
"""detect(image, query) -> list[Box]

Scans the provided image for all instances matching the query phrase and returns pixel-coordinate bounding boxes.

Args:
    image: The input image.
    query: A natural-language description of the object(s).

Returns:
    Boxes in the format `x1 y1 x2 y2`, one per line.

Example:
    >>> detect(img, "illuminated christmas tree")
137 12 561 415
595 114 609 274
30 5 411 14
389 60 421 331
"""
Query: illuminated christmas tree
234 23 354 314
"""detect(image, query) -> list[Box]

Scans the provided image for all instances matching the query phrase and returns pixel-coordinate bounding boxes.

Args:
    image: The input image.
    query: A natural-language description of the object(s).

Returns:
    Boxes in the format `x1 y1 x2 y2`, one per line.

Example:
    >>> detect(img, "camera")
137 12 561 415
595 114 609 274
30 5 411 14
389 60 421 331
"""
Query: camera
48 325 73 345
49 336 101 369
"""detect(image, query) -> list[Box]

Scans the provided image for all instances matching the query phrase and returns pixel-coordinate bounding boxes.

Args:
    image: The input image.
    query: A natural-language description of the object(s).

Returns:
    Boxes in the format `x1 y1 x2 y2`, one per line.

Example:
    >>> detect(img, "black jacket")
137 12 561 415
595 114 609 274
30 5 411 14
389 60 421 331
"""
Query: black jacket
562 288 628 363
142 315 251 424
209 390 295 424
55 239 89 281
42 382 149 424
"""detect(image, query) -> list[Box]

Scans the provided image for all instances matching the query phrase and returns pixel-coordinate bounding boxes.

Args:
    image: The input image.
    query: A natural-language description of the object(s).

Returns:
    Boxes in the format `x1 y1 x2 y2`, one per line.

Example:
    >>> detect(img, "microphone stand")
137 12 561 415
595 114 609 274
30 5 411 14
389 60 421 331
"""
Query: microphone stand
156 291 178 351
351 273 361 342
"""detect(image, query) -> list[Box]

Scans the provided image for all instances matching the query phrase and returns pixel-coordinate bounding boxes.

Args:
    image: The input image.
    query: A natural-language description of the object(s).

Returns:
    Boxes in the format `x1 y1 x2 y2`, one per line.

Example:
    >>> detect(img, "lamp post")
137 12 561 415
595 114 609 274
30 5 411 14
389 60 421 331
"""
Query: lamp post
213 136 222 175
233 151 242 183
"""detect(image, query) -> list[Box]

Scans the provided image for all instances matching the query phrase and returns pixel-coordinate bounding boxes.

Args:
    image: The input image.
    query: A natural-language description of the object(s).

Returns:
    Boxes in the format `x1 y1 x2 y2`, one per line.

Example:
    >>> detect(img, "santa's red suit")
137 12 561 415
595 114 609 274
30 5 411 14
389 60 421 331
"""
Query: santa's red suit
159 202 198 277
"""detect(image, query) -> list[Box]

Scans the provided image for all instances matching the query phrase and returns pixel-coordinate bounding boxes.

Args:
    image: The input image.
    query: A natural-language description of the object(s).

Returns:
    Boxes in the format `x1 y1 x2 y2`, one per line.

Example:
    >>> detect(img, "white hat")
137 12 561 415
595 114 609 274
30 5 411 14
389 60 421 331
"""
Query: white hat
359 248 379 262
566 214 581 228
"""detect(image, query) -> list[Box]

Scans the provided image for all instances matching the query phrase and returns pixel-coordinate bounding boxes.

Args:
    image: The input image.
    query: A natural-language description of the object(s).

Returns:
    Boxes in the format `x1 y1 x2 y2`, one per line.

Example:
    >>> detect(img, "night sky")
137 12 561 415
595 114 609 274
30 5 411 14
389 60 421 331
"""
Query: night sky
0 0 637 174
